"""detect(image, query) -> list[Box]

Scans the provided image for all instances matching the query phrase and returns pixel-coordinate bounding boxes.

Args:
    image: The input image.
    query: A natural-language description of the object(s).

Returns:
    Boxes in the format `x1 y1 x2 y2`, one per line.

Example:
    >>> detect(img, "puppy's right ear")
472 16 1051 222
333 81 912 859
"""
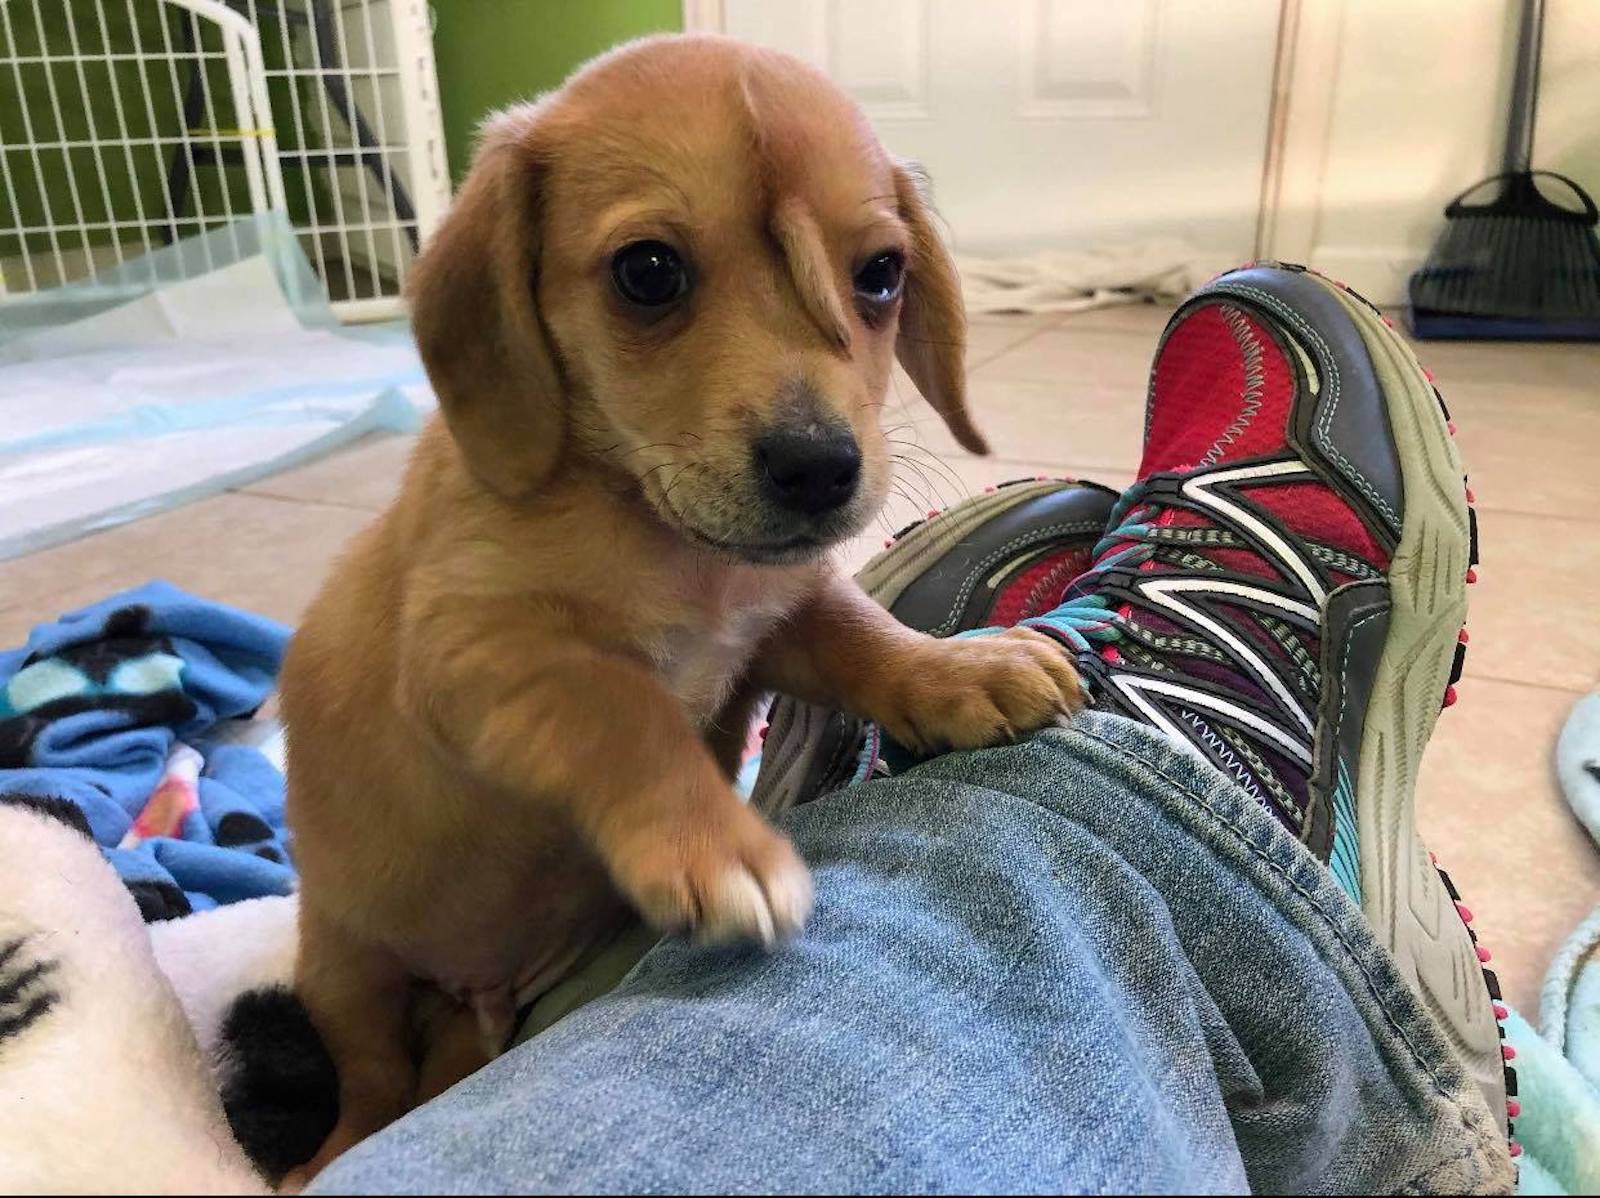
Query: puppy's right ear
892 162 988 456
408 107 563 499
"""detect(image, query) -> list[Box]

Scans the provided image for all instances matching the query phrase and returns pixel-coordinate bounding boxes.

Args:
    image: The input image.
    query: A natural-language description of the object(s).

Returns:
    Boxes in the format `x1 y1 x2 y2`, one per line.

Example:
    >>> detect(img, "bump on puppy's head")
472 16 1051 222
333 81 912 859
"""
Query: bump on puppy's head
407 35 985 562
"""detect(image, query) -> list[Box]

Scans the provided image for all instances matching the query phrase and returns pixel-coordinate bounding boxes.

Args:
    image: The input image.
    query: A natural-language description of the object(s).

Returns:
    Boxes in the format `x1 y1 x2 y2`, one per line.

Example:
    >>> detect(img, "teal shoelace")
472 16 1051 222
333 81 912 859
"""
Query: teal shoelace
957 482 1163 654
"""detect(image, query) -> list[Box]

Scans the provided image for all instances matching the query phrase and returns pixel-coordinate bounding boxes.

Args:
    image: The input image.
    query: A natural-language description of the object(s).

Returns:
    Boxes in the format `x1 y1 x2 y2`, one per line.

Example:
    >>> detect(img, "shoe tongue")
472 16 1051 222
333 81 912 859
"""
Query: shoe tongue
1139 302 1297 477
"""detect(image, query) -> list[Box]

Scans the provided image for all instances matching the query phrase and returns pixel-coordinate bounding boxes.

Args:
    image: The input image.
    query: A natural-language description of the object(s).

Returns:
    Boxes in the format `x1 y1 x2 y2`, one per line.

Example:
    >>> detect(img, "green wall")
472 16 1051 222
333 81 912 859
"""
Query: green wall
430 0 683 183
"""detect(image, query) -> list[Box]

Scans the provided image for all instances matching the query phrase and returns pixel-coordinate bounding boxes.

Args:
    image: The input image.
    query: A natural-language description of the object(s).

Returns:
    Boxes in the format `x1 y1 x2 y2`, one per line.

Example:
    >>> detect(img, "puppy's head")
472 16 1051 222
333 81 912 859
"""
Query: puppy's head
409 35 986 563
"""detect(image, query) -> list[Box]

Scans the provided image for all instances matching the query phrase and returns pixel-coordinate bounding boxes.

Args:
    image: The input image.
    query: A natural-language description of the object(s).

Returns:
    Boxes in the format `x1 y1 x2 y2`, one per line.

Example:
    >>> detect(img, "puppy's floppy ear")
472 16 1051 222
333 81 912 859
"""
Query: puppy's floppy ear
892 163 988 455
408 107 564 498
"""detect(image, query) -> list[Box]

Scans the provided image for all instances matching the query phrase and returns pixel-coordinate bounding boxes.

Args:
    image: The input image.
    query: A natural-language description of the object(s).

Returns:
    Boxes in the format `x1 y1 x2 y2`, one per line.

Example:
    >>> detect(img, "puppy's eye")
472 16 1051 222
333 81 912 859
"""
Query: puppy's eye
853 251 905 305
611 240 689 308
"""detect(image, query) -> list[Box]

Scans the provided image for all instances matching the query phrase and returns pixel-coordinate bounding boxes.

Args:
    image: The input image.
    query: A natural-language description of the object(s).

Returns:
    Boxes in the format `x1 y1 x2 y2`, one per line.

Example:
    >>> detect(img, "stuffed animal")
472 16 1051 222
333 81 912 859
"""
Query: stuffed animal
0 800 334 1191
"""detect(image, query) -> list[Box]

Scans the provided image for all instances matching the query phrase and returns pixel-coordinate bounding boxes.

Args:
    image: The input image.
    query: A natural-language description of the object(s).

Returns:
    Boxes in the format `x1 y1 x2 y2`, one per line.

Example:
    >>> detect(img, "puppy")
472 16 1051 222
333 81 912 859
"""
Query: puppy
280 33 1085 1181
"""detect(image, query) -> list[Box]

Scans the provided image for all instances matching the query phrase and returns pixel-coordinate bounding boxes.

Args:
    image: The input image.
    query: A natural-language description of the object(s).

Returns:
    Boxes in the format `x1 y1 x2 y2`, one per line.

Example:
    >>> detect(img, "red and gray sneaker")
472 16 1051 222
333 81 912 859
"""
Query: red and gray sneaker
1013 263 1511 1147
752 263 1512 1154
749 478 1118 811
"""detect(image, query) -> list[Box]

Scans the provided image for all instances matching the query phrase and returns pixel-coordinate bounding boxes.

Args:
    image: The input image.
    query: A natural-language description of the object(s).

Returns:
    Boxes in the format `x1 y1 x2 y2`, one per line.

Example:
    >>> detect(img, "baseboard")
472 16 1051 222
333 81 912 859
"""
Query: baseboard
1304 246 1424 308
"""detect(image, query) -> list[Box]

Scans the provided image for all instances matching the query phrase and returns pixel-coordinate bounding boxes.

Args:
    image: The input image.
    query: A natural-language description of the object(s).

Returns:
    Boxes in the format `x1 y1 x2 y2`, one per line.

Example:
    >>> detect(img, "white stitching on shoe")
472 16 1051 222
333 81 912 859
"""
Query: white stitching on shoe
1199 305 1265 467
1210 281 1402 530
1109 673 1313 766
1179 709 1264 801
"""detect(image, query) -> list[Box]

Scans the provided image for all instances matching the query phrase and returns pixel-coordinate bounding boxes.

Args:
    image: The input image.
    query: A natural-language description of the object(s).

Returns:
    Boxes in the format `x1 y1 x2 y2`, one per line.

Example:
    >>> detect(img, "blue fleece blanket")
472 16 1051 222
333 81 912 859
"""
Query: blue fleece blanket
1509 691 1600 1194
0 581 294 919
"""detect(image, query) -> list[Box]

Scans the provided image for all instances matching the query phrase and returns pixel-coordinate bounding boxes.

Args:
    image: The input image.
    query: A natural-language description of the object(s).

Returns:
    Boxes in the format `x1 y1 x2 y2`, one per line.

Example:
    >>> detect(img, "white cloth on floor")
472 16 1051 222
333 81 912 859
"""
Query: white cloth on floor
0 214 432 561
956 241 1199 315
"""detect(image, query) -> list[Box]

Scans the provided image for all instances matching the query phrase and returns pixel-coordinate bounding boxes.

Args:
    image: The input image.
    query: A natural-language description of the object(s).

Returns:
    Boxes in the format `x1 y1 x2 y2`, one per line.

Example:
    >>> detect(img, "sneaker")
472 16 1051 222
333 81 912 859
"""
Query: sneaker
748 478 1118 814
753 264 1512 1150
1005 264 1509 1144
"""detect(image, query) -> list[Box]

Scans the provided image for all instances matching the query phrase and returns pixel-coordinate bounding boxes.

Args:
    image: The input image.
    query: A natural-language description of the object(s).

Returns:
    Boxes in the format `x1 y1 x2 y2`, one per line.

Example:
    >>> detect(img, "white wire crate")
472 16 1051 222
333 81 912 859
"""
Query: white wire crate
0 0 286 295
241 0 448 320
0 0 449 322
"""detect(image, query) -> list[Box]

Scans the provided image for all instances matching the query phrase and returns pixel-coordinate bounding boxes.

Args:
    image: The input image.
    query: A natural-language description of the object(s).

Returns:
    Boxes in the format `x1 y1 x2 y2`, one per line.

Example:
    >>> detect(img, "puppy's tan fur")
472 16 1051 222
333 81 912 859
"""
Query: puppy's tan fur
281 34 1084 1180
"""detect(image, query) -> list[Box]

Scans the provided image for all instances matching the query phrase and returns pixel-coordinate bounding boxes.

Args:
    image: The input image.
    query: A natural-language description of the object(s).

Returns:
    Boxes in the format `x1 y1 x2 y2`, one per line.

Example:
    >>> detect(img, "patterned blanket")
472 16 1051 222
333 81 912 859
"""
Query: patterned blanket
0 581 293 919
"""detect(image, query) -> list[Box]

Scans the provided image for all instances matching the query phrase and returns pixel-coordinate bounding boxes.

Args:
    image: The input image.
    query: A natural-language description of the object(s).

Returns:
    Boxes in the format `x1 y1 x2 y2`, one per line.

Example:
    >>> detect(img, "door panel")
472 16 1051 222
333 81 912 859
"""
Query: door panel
720 0 1280 268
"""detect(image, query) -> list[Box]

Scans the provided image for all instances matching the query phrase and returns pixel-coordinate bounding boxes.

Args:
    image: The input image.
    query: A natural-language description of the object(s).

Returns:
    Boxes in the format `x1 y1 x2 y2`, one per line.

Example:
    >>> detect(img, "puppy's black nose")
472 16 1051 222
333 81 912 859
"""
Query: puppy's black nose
755 423 862 516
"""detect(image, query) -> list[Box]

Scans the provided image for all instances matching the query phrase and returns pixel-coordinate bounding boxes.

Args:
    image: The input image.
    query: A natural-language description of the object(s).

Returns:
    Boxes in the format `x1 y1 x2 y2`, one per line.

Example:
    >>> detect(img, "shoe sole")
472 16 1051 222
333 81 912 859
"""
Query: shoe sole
1285 268 1511 1145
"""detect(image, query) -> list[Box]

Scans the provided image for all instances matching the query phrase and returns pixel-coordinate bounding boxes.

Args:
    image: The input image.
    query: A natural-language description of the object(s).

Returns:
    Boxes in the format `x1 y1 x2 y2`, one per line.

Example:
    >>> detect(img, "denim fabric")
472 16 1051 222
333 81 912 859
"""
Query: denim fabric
313 712 1511 1195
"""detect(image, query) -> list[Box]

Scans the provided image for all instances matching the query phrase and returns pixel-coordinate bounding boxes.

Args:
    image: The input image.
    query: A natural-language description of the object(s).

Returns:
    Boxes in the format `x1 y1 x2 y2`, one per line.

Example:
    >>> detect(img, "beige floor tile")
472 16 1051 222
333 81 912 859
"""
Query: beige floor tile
1405 332 1600 394
886 376 1147 472
239 433 418 512
1418 678 1599 1019
1463 511 1600 693
883 306 1174 518
971 323 1159 393
885 303 1156 473
0 494 373 645
965 314 1061 367
1049 301 1175 338
1438 380 1600 519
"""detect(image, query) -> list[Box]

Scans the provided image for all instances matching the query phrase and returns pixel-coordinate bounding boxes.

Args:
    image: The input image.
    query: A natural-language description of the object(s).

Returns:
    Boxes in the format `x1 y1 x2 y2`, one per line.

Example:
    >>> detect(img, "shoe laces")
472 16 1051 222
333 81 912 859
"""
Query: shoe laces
957 482 1167 655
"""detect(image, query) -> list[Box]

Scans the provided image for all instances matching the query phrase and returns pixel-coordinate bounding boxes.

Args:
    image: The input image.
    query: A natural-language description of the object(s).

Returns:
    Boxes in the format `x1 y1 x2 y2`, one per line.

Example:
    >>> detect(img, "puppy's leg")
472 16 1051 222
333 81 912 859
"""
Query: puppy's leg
413 993 495 1105
705 681 765 781
754 572 1086 755
284 905 415 1187
403 598 812 945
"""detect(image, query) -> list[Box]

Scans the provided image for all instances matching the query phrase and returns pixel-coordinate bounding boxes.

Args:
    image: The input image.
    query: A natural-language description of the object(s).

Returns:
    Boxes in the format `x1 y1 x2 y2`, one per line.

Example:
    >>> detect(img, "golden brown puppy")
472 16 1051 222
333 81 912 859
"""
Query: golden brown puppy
280 33 1084 1181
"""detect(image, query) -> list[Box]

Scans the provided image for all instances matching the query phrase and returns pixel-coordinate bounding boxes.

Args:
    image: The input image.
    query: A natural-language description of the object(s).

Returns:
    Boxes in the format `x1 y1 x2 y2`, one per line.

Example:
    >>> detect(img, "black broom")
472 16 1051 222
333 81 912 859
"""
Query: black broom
1408 0 1600 340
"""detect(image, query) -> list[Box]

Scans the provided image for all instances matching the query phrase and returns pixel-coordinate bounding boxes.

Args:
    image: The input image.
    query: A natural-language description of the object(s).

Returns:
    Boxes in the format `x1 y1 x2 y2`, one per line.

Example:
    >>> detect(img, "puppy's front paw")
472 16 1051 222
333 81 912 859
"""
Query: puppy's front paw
874 626 1086 754
610 800 812 946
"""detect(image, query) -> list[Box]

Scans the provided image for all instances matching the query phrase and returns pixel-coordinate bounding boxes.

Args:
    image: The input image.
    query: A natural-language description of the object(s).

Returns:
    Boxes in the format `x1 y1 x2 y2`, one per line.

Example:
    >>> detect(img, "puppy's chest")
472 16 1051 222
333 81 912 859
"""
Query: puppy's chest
637 578 799 722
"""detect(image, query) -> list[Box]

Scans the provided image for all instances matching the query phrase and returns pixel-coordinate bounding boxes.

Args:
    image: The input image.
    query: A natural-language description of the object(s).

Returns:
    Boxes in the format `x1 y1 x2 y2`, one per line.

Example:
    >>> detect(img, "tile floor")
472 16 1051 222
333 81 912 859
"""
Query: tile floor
3 302 1596 1017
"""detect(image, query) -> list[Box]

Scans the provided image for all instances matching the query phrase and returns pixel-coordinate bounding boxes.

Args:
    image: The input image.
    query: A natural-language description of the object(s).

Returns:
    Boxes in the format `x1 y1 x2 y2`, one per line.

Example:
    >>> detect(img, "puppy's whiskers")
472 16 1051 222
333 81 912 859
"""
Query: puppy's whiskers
661 460 707 506
890 442 967 503
638 459 680 493
610 438 697 466
889 462 942 515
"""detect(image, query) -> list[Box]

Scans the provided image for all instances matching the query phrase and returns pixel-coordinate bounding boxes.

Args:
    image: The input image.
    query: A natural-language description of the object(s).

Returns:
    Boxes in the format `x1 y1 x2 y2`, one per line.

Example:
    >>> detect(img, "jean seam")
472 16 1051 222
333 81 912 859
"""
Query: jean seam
1058 725 1489 1139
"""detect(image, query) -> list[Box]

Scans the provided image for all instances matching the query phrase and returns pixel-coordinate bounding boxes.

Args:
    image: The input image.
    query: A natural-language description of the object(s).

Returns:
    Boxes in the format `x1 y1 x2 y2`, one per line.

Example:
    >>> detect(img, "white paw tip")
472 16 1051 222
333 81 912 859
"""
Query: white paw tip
699 866 777 947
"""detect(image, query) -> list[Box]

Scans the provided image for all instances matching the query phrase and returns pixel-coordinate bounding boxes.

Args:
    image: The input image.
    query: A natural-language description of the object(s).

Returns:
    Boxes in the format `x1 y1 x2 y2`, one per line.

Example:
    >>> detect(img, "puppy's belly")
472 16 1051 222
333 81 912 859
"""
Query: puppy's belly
392 824 630 1001
296 766 630 1004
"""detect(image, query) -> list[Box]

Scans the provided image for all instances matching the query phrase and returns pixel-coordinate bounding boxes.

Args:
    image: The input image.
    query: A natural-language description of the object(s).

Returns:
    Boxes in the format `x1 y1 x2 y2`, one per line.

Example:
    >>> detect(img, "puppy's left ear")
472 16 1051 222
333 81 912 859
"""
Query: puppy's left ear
893 163 988 455
408 106 565 498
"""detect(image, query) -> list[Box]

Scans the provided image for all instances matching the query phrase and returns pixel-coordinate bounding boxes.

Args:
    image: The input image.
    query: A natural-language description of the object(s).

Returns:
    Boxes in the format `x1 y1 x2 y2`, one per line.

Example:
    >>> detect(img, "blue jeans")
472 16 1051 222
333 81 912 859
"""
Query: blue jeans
312 713 1508 1194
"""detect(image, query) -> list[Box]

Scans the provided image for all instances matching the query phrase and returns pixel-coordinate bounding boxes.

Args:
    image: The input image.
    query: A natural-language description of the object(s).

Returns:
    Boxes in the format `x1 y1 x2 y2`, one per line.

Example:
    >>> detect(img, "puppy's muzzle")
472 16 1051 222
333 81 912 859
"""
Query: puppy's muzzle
753 420 861 518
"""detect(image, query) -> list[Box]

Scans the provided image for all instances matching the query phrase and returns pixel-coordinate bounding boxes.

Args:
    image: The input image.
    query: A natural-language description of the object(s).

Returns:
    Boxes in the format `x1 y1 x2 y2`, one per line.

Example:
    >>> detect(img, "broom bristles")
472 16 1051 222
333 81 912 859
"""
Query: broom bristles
1411 176 1600 323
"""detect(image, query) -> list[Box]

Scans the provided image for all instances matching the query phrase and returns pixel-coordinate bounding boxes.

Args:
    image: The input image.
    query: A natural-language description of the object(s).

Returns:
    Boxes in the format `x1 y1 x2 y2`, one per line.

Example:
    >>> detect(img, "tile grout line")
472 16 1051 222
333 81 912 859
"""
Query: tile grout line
964 322 1060 371
1456 671 1593 698
967 322 1169 378
227 487 384 514
1461 504 1600 523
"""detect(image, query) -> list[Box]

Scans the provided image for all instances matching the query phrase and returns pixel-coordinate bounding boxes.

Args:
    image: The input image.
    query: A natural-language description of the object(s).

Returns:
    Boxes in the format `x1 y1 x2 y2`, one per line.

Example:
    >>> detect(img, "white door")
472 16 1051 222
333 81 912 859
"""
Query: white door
703 0 1282 274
